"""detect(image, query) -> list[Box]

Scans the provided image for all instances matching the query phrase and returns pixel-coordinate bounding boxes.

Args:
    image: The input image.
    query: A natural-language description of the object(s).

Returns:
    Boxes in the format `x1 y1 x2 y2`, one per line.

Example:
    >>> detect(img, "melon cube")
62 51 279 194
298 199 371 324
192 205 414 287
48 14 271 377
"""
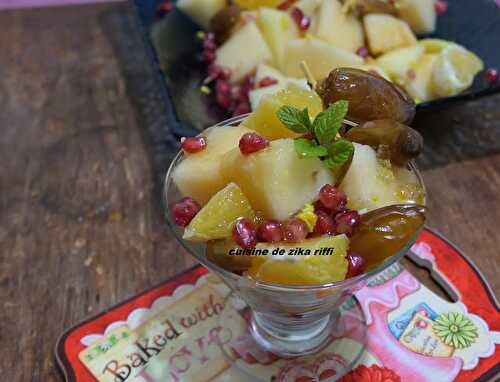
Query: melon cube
403 53 439 103
284 37 364 80
340 143 401 211
376 45 425 84
364 14 417 56
315 0 364 53
257 7 299 71
398 0 437 35
172 125 253 205
215 21 272 83
221 139 334 220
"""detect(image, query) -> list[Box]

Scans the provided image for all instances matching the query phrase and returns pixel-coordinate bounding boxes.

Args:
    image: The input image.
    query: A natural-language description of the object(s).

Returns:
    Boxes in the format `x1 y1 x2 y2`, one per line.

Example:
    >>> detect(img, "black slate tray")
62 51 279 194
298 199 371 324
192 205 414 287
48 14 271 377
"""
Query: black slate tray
132 0 500 139
98 1 500 185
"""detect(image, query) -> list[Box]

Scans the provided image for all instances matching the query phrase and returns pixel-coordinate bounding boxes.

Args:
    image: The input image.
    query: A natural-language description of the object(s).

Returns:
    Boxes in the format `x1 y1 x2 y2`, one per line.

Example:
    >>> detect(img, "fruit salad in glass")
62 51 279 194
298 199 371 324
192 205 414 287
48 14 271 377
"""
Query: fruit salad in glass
165 68 426 358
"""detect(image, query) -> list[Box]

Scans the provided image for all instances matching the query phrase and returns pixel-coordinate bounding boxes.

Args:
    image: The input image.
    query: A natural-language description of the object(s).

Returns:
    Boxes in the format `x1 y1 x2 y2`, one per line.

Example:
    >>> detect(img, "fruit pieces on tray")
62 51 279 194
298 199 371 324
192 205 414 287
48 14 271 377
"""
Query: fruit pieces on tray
174 0 483 110
171 69 426 285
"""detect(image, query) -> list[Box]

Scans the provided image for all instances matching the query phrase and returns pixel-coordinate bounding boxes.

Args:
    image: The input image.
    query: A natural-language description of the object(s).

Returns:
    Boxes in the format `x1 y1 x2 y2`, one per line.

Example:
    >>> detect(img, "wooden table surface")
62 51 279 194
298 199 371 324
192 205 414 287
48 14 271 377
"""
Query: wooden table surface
0 3 499 381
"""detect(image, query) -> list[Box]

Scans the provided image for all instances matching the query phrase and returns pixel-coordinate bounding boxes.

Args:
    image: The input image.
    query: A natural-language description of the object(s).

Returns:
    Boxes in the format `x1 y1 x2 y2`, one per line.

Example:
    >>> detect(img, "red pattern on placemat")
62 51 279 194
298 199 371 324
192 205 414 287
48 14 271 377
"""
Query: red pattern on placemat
55 229 500 382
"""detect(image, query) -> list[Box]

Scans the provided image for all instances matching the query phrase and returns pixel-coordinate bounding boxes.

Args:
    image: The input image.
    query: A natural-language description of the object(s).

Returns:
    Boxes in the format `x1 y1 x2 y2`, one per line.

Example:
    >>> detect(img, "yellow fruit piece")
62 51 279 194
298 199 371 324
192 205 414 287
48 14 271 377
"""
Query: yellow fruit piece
233 0 282 10
376 45 425 84
418 38 451 54
206 238 252 273
315 0 364 53
403 53 439 103
247 235 349 285
243 83 323 140
257 8 299 71
215 21 272 83
364 14 417 56
431 44 484 98
172 125 253 205
183 182 255 241
296 203 317 232
221 139 334 220
284 37 364 80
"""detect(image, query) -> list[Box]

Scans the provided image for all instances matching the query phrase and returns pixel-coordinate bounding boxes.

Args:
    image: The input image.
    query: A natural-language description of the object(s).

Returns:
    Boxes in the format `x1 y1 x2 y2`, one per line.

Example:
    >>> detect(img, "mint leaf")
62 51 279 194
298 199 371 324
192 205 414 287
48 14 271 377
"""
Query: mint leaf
294 138 328 158
277 106 311 133
313 100 349 147
324 139 354 168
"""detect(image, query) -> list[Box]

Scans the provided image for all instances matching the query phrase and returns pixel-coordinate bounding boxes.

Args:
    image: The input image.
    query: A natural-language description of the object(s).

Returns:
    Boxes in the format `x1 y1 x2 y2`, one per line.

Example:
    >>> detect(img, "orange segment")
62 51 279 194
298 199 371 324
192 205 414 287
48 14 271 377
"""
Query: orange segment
243 83 323 140
247 235 349 285
183 182 255 241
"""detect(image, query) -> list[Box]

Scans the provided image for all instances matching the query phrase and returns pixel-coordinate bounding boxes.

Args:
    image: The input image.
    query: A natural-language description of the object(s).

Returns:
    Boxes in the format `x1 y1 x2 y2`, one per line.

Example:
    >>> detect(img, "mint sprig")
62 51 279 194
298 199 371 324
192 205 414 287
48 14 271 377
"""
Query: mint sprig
276 101 353 168
276 106 311 133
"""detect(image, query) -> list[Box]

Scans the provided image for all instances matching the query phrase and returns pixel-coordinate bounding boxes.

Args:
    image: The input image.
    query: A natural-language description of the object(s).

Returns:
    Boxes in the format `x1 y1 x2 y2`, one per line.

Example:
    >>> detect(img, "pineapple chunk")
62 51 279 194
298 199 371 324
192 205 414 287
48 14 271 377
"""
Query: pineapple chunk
255 63 286 84
376 45 425 84
215 21 272 83
315 0 364 53
177 0 225 30
364 14 417 56
403 53 439 103
257 8 299 71
244 83 323 139
398 0 437 35
172 125 253 205
183 183 255 241
340 143 402 211
284 37 364 80
221 139 334 220
247 235 349 285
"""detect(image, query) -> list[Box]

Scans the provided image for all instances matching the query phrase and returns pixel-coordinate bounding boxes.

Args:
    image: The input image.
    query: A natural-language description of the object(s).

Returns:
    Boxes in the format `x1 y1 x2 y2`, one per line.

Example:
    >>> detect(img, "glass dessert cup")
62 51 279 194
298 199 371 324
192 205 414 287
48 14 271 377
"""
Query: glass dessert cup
164 115 425 363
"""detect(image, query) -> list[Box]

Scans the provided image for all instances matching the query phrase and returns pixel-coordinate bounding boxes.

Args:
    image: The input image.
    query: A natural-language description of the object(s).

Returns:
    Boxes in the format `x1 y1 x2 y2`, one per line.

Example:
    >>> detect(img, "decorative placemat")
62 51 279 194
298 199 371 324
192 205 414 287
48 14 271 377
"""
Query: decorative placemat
55 228 500 381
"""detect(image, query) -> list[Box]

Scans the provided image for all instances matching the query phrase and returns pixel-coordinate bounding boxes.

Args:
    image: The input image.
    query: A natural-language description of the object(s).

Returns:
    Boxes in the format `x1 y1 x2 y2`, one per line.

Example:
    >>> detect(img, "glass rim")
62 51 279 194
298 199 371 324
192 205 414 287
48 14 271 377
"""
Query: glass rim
163 114 426 292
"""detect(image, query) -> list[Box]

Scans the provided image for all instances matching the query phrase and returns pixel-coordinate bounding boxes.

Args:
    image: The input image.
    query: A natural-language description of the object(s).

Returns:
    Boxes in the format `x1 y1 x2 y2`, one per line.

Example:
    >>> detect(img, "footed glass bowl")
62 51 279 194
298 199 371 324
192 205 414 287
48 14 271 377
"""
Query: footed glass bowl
163 115 425 363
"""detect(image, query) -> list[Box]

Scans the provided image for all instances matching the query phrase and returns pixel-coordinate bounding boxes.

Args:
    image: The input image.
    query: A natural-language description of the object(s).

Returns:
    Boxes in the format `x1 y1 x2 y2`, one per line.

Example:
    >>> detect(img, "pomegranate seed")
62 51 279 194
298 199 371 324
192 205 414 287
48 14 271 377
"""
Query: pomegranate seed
181 136 207 154
313 211 335 235
435 0 448 15
257 220 284 243
345 251 366 278
291 8 311 31
157 1 175 15
203 38 217 51
486 68 499 85
202 50 216 63
233 101 251 116
335 210 360 237
278 0 297 10
232 218 257 249
319 185 347 211
206 32 216 41
313 200 331 214
356 47 369 59
258 76 279 88
215 79 231 95
283 218 308 243
239 132 270 155
171 197 201 227
406 68 416 80
215 79 233 108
